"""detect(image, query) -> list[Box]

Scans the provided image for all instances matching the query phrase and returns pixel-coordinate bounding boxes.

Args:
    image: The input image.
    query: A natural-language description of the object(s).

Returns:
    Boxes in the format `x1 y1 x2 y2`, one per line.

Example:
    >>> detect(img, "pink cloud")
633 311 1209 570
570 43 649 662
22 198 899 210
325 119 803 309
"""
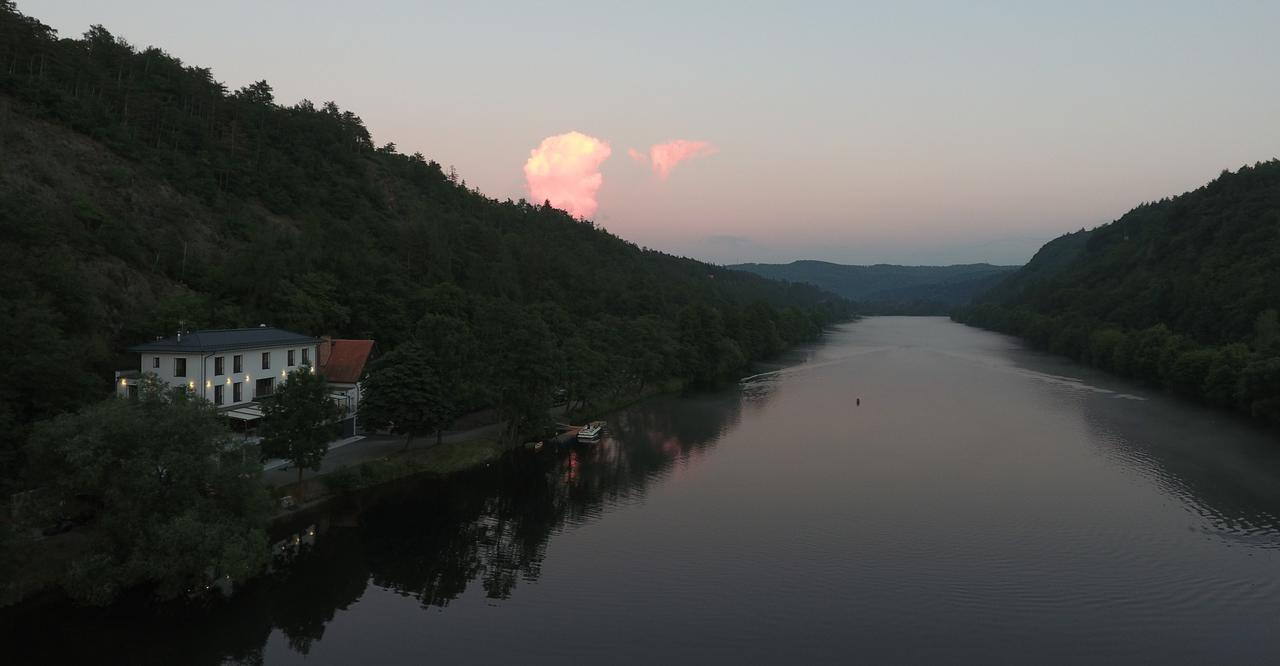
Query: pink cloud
649 140 717 179
627 147 648 165
523 131 612 218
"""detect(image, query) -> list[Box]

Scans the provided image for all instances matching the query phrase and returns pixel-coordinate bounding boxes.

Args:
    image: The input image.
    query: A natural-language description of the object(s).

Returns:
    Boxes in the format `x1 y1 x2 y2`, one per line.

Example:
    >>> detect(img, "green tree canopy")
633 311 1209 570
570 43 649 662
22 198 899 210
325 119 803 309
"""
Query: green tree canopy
955 161 1280 426
360 343 456 447
0 0 853 491
475 300 560 440
25 376 270 604
260 366 339 489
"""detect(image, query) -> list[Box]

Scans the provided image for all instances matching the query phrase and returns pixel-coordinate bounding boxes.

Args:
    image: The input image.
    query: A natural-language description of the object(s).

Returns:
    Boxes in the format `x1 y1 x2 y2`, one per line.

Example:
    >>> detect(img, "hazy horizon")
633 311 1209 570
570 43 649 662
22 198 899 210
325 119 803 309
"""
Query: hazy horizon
22 0 1280 266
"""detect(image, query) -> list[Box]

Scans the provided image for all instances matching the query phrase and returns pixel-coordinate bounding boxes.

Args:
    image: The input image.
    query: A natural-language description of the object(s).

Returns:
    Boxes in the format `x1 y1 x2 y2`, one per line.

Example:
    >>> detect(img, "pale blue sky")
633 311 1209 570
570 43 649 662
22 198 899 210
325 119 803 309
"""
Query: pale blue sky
22 1 1280 265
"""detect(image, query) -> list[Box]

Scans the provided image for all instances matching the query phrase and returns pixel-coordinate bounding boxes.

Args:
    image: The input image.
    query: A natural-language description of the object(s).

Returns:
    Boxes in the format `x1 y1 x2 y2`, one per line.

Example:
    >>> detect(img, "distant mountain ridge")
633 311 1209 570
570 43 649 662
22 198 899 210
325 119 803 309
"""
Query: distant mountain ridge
975 229 1092 305
729 261 1020 313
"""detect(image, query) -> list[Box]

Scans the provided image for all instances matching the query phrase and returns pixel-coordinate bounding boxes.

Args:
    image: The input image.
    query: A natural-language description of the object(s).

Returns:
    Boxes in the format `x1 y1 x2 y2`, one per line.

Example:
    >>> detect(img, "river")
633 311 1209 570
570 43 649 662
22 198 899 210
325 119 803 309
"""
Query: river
7 317 1280 664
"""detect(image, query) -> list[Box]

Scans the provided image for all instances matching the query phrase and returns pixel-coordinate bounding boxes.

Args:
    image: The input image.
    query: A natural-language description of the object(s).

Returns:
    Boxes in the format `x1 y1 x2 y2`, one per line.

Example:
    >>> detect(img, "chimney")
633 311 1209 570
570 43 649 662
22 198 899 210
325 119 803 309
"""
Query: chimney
177 329 182 342
319 335 333 368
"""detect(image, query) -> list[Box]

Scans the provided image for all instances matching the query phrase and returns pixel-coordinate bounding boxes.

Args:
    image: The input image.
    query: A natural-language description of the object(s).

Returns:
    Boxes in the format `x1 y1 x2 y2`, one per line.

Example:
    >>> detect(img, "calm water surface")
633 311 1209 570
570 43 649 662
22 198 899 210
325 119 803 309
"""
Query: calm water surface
9 317 1280 664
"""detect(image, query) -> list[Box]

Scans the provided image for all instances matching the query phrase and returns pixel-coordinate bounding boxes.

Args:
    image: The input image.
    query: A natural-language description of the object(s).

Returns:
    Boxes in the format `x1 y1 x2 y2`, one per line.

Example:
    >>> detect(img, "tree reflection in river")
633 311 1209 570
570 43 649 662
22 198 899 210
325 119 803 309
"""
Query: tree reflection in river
1 384 757 664
983 338 1280 545
1074 373 1280 545
8 320 1280 663
359 387 749 609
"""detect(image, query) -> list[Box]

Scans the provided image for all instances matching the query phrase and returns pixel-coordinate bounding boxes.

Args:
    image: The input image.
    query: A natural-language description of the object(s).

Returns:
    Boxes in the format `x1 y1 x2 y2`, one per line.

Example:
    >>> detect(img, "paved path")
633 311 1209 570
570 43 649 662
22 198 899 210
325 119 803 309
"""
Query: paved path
260 420 506 487
262 436 366 472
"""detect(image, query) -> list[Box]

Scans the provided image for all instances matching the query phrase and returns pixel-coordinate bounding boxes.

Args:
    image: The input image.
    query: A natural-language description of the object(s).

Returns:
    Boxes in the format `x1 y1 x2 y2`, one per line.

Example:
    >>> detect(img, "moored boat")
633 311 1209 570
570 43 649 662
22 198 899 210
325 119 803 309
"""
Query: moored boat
577 421 605 442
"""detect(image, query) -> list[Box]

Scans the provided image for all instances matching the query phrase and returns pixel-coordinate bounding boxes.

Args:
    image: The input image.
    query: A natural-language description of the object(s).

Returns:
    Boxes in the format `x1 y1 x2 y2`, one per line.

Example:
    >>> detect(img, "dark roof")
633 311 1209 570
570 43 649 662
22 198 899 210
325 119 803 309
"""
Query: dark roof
128 327 318 353
319 339 376 384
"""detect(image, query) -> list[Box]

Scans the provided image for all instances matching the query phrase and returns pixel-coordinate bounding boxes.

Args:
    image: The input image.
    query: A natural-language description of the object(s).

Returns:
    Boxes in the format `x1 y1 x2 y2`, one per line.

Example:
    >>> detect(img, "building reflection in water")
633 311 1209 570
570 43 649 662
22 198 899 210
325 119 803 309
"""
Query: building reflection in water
1 383 764 664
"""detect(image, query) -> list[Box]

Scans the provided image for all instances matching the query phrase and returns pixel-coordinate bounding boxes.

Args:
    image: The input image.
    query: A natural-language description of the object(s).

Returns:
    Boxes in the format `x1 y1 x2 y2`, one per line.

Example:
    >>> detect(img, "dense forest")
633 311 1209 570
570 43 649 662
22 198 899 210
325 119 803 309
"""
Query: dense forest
0 2 852 493
955 161 1280 427
731 261 1018 314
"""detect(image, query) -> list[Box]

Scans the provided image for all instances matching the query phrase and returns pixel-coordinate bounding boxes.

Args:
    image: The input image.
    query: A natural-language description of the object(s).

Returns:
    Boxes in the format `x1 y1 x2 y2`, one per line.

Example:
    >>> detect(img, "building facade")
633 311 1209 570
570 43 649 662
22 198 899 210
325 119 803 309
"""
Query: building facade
117 327 321 412
317 338 377 437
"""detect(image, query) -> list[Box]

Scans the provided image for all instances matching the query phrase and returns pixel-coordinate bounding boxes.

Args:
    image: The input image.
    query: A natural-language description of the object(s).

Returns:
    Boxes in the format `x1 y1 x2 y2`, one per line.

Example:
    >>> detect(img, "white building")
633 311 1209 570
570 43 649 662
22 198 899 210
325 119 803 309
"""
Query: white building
117 326 321 425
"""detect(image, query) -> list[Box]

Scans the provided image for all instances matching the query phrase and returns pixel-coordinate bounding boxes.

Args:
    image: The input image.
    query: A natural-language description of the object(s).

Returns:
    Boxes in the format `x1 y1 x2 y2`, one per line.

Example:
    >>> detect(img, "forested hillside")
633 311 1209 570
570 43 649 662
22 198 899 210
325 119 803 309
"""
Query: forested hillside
0 3 851 488
956 161 1280 426
730 260 1018 313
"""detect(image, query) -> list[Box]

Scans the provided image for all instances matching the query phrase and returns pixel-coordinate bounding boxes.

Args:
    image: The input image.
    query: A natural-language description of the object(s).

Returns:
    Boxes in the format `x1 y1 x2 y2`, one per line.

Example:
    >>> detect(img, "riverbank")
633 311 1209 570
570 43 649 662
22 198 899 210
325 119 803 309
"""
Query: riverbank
3 352 811 610
269 435 513 516
266 378 688 521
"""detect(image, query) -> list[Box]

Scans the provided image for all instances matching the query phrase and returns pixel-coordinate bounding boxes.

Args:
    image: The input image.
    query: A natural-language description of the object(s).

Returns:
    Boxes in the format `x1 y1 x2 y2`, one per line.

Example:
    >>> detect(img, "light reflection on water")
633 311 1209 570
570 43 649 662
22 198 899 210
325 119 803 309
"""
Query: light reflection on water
5 317 1280 665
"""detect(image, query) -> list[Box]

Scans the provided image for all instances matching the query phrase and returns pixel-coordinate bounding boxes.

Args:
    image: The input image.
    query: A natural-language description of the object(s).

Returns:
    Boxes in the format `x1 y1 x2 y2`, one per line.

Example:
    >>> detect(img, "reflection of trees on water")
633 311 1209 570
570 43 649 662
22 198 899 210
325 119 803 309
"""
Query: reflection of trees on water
361 388 750 608
360 473 550 606
2 520 371 665
1079 391 1280 544
1002 342 1280 544
4 385 762 663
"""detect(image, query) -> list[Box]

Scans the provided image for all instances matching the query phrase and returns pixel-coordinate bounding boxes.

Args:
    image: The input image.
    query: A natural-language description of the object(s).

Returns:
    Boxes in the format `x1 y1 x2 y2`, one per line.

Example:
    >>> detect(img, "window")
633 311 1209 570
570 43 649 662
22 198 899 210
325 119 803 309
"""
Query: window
302 348 310 365
233 382 242 403
288 349 296 366
174 357 187 377
233 354 242 373
214 356 225 376
262 352 271 370
256 377 274 397
214 384 224 405
153 357 160 369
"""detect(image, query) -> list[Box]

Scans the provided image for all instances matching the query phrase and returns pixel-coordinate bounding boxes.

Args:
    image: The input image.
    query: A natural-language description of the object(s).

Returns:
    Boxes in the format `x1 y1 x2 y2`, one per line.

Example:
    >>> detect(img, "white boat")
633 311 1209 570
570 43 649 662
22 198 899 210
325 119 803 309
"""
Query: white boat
577 421 604 442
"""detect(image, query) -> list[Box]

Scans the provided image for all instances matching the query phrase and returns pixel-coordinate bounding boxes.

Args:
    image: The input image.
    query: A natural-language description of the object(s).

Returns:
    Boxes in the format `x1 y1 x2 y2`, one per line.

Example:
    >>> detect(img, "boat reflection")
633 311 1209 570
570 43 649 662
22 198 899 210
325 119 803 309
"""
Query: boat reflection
1 385 758 664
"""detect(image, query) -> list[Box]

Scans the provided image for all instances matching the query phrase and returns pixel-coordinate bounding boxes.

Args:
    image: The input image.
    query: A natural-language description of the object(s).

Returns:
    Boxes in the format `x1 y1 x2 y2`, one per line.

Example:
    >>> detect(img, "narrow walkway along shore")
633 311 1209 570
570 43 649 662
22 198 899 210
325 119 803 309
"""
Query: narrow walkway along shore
258 389 670 516
261 419 507 488
262 435 366 472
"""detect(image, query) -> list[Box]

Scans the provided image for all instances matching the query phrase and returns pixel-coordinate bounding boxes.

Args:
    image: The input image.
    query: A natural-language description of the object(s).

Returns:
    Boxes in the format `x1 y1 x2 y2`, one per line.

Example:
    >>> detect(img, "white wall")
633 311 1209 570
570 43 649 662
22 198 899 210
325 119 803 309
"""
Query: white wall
123 343 320 406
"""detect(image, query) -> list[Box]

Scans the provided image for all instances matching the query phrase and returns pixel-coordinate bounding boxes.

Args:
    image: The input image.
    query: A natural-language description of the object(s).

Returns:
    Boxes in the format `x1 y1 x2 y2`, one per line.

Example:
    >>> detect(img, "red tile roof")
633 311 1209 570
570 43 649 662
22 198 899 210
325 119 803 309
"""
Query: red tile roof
319 339 376 384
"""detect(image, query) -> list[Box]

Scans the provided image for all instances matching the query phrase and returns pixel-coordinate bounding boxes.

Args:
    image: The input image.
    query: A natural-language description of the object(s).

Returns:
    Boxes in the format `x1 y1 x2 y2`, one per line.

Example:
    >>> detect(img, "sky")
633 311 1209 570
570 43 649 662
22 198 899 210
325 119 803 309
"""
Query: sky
22 1 1280 266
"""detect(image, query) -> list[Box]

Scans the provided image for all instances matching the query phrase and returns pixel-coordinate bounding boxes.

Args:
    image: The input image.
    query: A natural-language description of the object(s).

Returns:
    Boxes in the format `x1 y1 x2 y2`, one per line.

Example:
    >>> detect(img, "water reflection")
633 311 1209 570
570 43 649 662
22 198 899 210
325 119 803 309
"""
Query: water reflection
2 384 757 664
1075 387 1280 547
917 321 1280 548
982 332 1280 547
8 319 1280 664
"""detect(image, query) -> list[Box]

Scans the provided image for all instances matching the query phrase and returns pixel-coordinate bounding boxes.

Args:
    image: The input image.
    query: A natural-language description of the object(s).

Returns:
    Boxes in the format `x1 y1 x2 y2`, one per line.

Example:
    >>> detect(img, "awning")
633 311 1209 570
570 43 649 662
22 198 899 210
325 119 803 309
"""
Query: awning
224 405 265 421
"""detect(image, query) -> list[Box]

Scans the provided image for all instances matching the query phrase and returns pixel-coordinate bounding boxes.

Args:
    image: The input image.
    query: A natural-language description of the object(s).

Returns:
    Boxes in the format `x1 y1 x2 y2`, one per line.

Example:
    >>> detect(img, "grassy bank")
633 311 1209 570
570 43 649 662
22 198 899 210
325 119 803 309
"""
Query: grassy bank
268 379 688 515
266 435 516 515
